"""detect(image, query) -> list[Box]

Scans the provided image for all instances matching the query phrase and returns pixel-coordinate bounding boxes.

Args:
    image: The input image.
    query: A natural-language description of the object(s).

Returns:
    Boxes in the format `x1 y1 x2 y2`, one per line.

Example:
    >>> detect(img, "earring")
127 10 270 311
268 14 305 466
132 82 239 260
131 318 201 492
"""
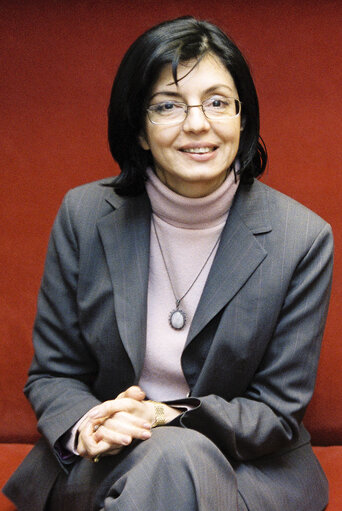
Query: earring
233 159 240 184
233 167 237 183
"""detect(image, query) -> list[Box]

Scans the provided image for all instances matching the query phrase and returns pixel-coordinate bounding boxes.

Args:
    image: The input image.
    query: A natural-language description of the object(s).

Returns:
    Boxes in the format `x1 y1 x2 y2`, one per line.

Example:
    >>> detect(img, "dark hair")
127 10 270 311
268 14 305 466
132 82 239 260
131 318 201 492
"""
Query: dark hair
108 16 267 196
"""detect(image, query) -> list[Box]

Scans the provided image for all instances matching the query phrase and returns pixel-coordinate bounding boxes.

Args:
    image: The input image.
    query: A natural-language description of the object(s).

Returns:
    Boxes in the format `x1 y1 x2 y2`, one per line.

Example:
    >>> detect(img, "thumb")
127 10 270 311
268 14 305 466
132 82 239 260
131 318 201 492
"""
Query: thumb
116 386 146 401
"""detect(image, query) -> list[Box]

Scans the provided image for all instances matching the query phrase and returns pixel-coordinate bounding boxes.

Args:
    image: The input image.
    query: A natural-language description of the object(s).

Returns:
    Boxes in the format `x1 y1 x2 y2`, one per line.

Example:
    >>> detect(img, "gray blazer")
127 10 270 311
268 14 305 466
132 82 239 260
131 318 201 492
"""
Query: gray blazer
3 178 333 510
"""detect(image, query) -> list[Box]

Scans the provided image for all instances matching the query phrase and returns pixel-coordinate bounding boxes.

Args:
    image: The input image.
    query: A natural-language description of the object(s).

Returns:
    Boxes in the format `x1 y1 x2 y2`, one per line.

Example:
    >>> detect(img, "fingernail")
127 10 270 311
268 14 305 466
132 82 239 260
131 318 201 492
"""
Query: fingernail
143 423 151 429
141 430 152 440
122 436 131 445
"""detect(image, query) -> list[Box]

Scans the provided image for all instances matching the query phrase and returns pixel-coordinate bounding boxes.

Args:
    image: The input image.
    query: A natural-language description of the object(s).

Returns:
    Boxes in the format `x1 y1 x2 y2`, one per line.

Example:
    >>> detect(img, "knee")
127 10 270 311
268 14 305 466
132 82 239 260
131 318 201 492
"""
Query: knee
152 425 208 447
97 426 238 510
150 426 226 466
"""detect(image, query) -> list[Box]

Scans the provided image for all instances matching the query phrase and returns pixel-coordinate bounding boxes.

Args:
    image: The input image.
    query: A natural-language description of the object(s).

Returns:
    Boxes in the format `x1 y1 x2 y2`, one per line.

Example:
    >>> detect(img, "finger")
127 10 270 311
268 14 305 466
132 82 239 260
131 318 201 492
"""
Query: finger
96 427 151 444
94 415 151 444
95 445 124 459
77 420 99 457
80 413 142 458
93 424 134 447
84 435 125 460
77 420 113 459
87 397 138 420
116 386 146 401
105 411 151 431
105 445 125 456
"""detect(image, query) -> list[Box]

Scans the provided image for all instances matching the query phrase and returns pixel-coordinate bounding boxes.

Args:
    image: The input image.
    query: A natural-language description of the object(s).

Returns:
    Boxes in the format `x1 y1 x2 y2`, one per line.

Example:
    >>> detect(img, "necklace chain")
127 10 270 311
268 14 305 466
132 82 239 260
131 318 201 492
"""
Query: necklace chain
151 215 222 320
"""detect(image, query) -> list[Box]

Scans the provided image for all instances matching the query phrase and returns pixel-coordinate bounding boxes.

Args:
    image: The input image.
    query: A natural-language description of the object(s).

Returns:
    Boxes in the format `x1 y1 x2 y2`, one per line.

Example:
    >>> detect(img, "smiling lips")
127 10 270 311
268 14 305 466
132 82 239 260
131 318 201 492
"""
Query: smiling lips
180 146 217 154
178 145 218 162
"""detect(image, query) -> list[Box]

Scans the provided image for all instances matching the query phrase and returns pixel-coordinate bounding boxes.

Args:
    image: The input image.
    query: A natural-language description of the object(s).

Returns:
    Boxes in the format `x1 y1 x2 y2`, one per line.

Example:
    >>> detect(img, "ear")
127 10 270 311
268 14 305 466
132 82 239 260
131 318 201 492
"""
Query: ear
138 132 150 151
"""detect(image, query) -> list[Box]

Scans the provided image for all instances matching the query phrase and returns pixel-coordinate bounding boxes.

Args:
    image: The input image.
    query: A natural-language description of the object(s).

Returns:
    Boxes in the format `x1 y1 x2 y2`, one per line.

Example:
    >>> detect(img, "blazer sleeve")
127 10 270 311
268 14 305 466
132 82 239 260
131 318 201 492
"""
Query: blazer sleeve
168 220 333 461
24 191 101 454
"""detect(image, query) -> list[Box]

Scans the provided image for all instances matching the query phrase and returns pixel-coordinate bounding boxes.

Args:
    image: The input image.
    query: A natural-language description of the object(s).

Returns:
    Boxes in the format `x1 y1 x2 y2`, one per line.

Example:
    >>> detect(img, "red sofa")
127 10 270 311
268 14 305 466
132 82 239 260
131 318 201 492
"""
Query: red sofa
1 1 341 509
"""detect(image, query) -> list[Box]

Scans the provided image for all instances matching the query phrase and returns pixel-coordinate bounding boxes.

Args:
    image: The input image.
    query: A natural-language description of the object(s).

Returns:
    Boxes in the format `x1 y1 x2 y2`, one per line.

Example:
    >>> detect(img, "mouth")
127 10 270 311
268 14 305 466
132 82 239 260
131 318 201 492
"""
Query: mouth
179 146 217 154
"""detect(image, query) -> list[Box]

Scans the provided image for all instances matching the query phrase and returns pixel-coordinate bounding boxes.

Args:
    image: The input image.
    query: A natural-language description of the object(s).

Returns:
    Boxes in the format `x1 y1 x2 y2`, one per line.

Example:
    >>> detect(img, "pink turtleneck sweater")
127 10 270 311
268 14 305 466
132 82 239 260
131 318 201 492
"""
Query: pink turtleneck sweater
138 168 239 401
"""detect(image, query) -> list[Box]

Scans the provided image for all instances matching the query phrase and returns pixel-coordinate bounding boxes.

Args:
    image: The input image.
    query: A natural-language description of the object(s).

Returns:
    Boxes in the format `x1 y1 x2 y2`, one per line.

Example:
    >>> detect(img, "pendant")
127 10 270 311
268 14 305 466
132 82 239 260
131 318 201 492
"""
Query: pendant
169 308 187 330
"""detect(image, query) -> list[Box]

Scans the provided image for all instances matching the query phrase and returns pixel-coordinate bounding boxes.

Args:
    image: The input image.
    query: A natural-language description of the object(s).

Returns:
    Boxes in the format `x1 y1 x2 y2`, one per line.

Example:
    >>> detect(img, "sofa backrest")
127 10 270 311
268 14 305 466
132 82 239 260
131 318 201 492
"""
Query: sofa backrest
1 1 341 446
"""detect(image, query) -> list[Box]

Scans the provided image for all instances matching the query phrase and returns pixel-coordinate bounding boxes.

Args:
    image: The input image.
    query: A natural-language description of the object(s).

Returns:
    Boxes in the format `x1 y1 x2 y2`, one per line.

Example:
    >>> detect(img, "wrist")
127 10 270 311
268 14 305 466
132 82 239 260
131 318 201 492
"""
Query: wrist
147 400 166 427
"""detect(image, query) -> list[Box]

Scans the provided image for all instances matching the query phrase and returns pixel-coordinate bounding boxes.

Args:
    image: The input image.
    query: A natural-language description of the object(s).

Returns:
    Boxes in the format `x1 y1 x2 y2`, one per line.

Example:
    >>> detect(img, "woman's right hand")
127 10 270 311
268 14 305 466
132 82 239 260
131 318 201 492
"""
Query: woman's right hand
76 386 153 460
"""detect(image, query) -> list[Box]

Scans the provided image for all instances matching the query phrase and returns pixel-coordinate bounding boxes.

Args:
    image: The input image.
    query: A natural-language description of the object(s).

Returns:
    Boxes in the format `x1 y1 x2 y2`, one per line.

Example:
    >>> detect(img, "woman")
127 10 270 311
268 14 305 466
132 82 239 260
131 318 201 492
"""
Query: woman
4 16 333 511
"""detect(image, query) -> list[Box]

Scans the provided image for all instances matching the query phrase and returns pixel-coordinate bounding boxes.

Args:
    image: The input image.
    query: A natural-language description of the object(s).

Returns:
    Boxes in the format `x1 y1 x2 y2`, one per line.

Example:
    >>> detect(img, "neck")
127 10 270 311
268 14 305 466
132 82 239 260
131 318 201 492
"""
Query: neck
155 169 229 198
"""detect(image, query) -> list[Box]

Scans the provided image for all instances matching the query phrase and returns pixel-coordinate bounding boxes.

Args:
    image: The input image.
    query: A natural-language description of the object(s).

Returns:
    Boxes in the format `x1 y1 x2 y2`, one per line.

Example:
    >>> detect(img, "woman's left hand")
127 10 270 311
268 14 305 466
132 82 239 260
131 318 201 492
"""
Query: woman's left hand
89 386 182 430
78 386 182 460
91 395 155 444
76 386 153 459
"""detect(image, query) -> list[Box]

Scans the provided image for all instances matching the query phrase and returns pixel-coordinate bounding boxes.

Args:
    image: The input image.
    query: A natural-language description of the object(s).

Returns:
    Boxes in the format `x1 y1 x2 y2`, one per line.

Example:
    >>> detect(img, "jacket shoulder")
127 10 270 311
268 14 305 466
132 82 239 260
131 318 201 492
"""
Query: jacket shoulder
64 177 123 211
253 180 331 233
49 178 126 243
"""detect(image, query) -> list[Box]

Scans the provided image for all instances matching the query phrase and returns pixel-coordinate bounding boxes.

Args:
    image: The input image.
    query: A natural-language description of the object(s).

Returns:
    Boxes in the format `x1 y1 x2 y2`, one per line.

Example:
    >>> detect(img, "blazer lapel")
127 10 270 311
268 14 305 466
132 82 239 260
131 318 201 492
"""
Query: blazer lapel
97 192 151 380
187 180 272 345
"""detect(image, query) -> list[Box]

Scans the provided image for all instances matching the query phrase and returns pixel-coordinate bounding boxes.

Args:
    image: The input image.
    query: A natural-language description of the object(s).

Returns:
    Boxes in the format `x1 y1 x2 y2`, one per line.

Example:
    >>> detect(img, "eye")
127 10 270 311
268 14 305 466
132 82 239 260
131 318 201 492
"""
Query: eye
151 101 180 115
205 97 230 110
160 102 175 111
212 99 224 107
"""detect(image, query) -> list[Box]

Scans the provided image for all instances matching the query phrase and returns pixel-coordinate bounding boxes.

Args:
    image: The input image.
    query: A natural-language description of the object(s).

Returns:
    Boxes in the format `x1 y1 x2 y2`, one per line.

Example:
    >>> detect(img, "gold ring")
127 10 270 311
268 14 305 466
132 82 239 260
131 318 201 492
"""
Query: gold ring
93 454 101 463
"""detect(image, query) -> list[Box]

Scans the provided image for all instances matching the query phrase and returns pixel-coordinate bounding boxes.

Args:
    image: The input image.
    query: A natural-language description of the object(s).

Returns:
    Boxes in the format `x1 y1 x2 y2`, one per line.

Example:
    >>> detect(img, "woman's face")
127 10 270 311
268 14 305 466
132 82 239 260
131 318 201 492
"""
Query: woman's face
139 53 242 198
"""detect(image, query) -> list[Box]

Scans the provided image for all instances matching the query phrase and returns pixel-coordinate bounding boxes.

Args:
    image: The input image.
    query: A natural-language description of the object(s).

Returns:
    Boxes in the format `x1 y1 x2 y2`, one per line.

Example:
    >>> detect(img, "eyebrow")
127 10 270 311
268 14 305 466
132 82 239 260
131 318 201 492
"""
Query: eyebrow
149 84 234 101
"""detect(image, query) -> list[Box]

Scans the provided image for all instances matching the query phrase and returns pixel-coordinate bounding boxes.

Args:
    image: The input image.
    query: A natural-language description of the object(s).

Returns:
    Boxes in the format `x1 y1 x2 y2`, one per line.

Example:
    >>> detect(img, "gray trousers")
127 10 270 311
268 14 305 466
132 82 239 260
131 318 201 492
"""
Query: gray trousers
47 427 247 511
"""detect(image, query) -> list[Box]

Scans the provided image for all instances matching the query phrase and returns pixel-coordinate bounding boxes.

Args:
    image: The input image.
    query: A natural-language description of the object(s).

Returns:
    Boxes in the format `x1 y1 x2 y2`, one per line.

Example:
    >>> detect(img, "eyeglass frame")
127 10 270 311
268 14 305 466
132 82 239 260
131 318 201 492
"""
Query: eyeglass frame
146 97 242 126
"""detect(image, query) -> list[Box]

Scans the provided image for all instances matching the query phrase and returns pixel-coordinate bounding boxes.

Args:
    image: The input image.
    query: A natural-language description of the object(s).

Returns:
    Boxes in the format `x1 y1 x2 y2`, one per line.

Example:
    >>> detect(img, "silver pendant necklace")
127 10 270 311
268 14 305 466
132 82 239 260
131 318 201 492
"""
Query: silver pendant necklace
152 216 222 330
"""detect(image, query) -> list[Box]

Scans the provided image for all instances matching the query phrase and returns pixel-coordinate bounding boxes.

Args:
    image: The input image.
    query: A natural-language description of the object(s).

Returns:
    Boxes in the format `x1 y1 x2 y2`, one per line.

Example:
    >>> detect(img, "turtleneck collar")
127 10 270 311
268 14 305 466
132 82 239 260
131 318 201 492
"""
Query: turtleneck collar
145 167 240 229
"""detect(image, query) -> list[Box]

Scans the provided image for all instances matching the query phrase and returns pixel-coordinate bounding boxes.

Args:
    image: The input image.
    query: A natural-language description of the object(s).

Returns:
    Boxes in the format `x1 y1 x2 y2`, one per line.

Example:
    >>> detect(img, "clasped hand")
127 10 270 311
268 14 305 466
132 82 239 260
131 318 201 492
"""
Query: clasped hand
76 386 180 460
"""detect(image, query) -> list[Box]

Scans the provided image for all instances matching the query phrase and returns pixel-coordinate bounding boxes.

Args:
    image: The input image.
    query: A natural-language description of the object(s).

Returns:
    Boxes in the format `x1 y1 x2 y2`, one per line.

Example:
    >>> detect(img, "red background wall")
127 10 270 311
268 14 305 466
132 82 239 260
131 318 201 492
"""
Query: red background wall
1 0 341 444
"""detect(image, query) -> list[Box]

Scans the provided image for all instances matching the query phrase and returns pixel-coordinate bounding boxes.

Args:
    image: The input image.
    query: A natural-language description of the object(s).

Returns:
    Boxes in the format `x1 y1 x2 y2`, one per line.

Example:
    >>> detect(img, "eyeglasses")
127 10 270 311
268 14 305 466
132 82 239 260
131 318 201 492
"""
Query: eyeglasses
146 97 241 126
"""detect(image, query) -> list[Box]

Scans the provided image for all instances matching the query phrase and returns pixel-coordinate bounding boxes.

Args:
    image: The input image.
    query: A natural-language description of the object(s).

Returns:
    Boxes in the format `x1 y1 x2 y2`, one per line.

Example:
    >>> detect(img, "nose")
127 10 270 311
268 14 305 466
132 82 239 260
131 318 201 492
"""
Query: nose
182 105 211 133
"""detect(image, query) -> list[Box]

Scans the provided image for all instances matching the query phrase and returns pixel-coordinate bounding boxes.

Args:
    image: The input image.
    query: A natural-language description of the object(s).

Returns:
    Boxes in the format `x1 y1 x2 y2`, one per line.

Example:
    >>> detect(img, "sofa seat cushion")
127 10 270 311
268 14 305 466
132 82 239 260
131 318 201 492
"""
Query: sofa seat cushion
0 444 341 510
313 446 342 510
0 444 33 511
